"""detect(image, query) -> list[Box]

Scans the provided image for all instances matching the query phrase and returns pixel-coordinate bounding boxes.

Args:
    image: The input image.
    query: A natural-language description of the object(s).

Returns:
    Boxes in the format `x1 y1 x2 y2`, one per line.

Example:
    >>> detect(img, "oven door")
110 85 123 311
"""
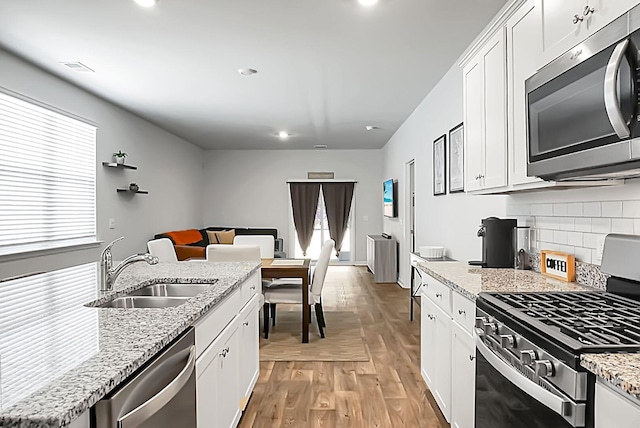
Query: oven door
475 335 587 428
526 18 639 180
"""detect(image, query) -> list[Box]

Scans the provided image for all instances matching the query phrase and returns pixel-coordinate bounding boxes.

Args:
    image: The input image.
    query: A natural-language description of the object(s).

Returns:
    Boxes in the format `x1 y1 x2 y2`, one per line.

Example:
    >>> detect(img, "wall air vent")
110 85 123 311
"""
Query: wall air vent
308 172 335 179
60 62 95 72
313 145 328 149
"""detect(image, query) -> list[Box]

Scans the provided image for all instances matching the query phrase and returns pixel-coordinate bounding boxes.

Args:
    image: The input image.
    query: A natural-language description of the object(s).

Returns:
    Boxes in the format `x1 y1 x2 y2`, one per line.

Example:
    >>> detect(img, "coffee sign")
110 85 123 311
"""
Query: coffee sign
541 250 575 282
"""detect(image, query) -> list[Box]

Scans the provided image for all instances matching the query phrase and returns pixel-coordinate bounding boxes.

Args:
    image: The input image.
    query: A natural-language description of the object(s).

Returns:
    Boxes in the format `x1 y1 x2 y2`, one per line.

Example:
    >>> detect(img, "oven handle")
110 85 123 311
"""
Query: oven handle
604 38 631 139
475 335 585 427
117 345 196 428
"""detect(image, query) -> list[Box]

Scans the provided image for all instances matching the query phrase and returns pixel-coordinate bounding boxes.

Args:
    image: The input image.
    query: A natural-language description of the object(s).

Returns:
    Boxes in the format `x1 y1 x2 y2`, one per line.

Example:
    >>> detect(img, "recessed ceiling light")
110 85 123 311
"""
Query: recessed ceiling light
278 131 290 140
134 0 158 7
314 145 328 149
238 68 258 76
60 62 95 72
358 0 378 6
365 125 379 131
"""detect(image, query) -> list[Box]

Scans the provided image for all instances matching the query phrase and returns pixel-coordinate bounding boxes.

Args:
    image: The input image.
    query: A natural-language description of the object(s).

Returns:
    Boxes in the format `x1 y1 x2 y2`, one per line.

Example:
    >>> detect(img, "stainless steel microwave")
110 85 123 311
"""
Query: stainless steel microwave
526 8 640 181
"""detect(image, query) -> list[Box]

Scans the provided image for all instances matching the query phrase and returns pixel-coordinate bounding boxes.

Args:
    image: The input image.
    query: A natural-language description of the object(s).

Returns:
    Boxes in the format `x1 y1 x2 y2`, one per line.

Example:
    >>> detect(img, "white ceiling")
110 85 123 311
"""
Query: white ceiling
0 0 507 150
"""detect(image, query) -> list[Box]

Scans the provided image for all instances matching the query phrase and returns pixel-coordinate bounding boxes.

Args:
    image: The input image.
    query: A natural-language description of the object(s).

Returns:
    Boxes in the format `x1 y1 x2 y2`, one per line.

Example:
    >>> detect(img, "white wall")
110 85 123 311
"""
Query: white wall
0 49 205 280
201 149 383 262
383 64 508 286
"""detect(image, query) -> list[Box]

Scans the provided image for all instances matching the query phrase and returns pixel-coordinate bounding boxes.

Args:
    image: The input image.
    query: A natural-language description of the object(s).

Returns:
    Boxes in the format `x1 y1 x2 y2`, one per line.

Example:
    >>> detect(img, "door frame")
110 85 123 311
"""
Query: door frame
402 160 416 288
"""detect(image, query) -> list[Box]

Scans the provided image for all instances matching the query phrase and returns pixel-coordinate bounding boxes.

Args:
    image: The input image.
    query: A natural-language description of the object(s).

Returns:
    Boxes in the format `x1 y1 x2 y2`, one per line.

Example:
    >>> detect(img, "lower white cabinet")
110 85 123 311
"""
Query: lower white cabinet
595 379 640 428
451 322 476 428
195 273 261 428
420 270 476 427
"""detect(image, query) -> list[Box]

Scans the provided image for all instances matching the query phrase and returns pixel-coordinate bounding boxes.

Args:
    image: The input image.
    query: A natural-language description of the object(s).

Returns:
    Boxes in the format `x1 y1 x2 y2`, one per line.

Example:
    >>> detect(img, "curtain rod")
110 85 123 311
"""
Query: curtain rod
286 179 358 183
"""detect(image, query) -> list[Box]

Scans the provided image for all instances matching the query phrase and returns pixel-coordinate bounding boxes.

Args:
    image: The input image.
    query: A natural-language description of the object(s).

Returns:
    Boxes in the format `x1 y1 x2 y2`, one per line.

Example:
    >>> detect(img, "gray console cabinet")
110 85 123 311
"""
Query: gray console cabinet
366 235 398 283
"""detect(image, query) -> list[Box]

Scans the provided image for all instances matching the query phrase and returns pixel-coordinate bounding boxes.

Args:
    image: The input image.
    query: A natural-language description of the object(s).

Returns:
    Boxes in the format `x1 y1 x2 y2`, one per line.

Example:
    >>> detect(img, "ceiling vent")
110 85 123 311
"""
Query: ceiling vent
314 144 328 149
60 62 94 72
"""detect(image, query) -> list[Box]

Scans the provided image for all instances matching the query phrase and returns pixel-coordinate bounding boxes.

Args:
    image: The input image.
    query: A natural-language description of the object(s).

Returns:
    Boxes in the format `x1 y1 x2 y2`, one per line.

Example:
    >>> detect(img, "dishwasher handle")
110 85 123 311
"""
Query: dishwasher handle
117 345 196 428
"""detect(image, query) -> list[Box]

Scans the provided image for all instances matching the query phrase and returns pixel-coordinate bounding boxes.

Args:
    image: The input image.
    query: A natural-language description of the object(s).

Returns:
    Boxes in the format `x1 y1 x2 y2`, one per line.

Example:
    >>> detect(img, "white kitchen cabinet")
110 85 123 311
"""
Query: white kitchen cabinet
451 322 476 428
239 296 260 409
536 0 587 65
462 28 508 193
421 293 438 389
587 0 638 36
595 379 640 428
432 302 452 421
507 0 544 186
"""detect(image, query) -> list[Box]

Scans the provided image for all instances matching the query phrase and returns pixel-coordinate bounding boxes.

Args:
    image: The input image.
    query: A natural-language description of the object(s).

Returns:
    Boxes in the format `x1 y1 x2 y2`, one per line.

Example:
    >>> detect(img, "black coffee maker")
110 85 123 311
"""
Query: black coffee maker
469 217 517 268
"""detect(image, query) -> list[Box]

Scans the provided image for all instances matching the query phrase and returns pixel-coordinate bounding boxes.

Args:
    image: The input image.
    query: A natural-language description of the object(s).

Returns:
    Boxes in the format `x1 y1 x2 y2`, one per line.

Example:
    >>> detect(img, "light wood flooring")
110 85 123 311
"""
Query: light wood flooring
238 266 449 428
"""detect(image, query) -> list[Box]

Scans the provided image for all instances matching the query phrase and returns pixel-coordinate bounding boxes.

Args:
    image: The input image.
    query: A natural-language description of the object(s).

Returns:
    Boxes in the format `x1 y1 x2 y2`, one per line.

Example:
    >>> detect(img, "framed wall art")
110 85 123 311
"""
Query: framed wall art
448 123 464 193
433 134 446 196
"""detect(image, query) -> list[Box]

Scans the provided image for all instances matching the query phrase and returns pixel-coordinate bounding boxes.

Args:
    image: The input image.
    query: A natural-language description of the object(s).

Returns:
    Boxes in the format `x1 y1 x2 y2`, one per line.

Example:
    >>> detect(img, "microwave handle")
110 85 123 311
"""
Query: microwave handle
604 39 631 139
475 334 586 427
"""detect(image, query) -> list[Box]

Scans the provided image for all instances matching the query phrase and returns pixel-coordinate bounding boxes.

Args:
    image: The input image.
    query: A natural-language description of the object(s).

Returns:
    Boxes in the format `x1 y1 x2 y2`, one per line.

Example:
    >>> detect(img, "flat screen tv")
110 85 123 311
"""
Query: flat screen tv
383 179 397 218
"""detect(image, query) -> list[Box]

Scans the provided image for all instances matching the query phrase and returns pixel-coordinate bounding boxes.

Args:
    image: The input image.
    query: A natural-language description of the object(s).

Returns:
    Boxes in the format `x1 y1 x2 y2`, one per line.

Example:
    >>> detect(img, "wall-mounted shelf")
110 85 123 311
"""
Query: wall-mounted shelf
116 188 149 194
102 161 138 170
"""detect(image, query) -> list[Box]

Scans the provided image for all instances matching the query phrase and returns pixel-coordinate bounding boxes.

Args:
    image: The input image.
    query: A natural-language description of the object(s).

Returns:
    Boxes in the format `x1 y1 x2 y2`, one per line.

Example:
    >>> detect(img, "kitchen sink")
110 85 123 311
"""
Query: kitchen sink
98 296 189 309
127 283 212 298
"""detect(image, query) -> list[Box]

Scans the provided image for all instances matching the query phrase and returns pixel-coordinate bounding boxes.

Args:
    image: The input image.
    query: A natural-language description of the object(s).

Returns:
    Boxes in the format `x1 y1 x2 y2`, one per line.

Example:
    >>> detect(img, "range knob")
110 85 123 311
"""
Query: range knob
520 350 538 365
500 335 516 349
482 321 498 335
534 360 555 377
475 317 487 329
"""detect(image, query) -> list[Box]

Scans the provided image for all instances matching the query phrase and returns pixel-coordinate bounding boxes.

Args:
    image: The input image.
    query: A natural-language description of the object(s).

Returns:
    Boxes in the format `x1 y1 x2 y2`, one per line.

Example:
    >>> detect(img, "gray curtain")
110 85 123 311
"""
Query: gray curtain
289 182 321 256
322 182 355 257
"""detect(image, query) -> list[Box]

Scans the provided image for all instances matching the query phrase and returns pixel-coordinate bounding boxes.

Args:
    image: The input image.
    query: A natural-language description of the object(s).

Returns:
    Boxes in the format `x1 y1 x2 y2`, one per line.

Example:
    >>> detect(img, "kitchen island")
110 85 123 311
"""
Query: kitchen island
0 260 260 428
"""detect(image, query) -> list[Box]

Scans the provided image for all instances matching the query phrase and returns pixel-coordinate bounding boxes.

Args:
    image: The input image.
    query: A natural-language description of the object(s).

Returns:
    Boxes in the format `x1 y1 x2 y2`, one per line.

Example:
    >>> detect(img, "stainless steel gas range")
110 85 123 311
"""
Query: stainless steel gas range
474 234 640 428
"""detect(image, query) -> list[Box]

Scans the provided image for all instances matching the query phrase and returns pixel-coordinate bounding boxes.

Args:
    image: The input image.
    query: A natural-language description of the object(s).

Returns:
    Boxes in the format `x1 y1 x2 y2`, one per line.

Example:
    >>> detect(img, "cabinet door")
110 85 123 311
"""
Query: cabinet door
451 322 476 428
595 379 640 428
537 0 587 65
482 28 508 190
433 303 452 422
507 0 544 186
421 294 438 390
587 0 638 35
239 299 260 407
463 59 484 192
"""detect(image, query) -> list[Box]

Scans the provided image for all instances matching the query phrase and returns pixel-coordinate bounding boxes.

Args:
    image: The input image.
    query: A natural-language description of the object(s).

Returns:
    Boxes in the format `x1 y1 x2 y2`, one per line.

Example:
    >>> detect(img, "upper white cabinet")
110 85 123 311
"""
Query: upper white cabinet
538 0 638 65
463 29 508 192
507 0 543 186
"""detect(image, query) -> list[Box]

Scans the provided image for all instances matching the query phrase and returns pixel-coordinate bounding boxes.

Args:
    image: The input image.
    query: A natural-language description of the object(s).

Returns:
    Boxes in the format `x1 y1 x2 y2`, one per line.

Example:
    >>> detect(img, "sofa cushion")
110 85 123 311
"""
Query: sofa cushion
174 245 205 261
206 229 235 245
206 227 277 240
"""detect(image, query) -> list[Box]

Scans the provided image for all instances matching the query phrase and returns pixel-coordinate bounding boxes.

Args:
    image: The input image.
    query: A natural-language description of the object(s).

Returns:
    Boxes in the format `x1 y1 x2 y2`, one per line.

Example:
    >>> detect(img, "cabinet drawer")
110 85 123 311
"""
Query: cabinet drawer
452 291 476 334
195 288 241 358
241 271 261 305
422 273 451 315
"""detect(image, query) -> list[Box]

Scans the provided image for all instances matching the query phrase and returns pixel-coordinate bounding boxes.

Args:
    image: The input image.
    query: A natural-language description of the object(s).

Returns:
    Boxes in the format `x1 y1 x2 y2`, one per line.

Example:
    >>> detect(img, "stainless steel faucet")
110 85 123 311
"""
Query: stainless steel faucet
100 237 159 291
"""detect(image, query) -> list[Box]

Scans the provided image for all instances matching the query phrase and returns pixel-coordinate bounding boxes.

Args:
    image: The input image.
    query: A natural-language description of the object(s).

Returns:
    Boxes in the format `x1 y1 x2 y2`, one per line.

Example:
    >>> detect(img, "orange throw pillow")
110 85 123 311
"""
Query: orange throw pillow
207 229 235 245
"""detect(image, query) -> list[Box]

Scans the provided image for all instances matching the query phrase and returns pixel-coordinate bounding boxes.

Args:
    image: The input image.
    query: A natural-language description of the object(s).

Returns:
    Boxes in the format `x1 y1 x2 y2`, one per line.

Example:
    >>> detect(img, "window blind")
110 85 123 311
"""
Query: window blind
0 91 97 255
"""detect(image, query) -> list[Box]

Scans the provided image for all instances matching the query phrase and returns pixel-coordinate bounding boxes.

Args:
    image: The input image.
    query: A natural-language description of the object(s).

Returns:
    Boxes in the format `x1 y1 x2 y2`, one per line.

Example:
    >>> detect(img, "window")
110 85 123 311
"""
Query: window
0 91 97 256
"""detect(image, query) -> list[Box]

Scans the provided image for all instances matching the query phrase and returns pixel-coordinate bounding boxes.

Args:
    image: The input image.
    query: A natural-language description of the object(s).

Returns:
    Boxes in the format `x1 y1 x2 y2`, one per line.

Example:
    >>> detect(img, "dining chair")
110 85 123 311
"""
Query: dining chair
147 238 178 262
263 239 334 339
233 235 275 259
206 244 272 291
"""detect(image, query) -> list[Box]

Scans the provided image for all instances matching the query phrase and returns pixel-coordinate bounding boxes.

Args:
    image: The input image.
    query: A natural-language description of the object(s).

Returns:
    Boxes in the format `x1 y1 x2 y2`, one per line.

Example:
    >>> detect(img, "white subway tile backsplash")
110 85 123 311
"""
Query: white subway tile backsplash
538 241 558 252
583 233 599 249
553 230 568 244
574 218 591 232
584 202 602 217
553 203 568 217
567 203 584 217
558 245 574 255
539 229 554 242
623 200 640 218
537 217 558 230
531 204 554 216
601 201 623 217
591 218 611 234
592 249 603 265
557 217 575 231
509 204 530 216
567 231 583 246
573 247 592 264
635 219 640 234
611 218 634 234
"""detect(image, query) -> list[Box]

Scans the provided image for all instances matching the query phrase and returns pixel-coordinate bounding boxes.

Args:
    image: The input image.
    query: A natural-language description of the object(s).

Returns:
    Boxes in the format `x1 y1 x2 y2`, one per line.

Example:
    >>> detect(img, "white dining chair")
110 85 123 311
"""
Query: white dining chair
233 235 275 259
206 244 272 292
263 239 334 339
147 238 178 262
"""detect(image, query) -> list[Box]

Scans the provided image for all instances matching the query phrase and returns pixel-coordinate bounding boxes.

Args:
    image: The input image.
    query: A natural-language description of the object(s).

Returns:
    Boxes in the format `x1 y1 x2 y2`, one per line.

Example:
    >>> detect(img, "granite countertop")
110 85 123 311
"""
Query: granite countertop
581 354 640 401
0 260 260 428
416 260 590 301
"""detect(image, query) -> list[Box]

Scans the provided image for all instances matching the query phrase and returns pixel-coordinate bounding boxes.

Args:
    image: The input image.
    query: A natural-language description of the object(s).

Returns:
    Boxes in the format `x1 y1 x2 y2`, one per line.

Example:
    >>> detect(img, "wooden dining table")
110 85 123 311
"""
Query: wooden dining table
261 258 311 343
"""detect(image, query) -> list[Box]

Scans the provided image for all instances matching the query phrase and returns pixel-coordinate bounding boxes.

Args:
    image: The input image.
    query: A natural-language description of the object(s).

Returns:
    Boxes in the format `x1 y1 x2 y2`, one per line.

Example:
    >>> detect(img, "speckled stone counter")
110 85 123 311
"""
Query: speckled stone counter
581 354 640 401
416 261 590 301
0 260 260 428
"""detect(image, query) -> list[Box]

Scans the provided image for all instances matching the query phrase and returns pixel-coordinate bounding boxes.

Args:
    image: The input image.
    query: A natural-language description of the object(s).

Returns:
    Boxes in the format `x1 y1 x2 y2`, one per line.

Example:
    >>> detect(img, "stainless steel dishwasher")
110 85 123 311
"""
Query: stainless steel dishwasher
93 328 196 427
